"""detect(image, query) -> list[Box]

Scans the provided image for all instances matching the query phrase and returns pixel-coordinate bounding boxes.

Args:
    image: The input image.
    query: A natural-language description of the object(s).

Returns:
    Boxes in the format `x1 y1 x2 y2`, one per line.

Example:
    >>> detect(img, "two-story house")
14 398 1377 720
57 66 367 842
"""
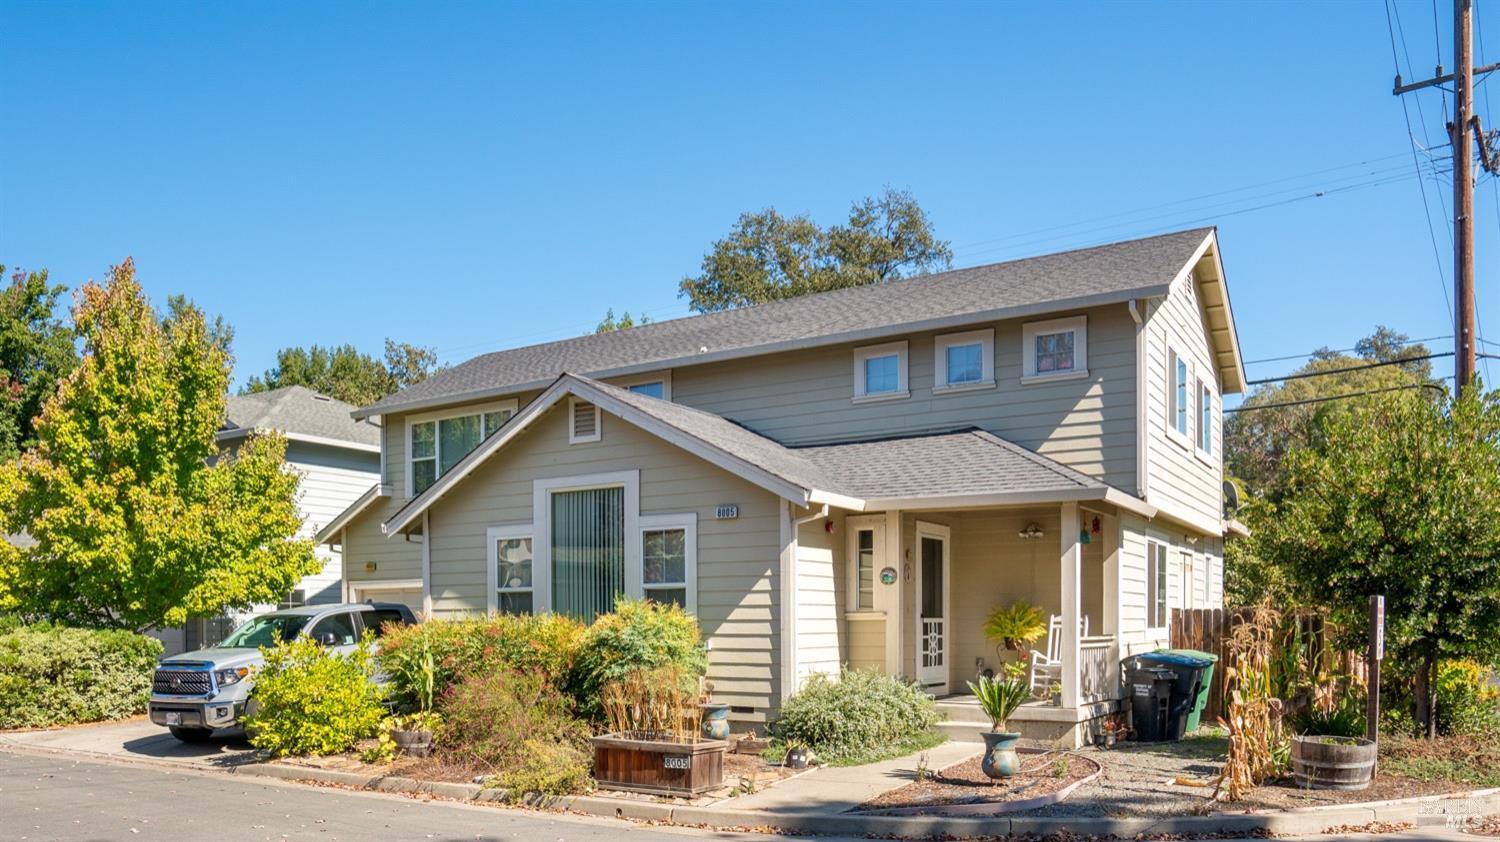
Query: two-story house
318 227 1246 746
155 386 382 654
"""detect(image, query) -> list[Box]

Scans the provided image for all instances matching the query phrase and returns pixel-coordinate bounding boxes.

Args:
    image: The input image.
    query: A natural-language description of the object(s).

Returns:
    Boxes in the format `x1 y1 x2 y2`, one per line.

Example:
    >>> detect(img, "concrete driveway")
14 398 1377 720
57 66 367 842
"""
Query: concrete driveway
0 717 256 769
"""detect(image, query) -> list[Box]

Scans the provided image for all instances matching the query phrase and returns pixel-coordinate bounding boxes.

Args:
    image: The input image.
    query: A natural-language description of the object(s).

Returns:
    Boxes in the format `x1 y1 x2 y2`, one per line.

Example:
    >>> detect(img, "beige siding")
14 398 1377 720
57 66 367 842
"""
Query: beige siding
342 495 424 592
795 515 841 684
847 617 886 672
284 441 380 605
1143 269 1224 528
673 305 1140 489
422 403 784 720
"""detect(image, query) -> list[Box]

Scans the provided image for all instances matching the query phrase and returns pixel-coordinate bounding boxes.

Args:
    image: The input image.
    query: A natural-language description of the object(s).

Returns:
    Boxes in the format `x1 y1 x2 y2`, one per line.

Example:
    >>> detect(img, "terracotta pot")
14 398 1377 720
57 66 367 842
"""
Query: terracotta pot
980 730 1022 778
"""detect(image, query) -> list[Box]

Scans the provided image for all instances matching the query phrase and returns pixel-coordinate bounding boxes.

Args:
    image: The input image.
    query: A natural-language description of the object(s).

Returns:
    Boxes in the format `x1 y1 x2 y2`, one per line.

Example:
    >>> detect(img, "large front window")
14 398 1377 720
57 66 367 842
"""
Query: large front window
550 486 625 622
410 402 517 494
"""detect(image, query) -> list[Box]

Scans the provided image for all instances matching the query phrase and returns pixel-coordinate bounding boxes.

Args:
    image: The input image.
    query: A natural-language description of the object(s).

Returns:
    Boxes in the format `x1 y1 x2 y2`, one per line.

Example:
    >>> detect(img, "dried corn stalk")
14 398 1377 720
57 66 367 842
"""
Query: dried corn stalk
1214 601 1288 801
599 666 703 742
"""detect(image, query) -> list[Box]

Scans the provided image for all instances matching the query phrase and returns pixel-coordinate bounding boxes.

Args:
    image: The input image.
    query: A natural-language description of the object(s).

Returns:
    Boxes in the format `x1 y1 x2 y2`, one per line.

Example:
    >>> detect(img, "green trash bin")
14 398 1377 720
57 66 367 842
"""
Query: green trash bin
1155 648 1218 732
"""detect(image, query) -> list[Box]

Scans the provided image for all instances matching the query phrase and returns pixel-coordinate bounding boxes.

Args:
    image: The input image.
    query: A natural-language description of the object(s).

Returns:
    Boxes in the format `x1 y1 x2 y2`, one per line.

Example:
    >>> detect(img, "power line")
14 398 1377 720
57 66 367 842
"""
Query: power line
1244 352 1451 386
1226 381 1448 413
1243 334 1449 366
1475 0 1497 383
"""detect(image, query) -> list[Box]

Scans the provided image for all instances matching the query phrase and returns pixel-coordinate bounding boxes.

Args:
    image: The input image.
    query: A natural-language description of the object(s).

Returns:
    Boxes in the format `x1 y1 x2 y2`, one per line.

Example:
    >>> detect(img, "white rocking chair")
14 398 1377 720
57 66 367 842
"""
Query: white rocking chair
1028 614 1089 697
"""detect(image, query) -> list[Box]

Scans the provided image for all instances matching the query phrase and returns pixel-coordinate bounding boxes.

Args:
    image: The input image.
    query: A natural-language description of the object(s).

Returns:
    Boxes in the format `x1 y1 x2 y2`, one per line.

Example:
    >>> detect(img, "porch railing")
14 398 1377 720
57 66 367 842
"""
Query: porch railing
1079 635 1116 704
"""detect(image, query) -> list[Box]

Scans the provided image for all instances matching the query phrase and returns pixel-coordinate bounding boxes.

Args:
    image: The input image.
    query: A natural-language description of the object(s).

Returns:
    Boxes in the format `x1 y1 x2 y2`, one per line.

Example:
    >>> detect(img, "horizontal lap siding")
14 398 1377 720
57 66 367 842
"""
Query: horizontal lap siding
673 306 1140 490
425 404 783 719
795 517 841 684
284 442 383 603
847 618 885 671
342 494 424 588
1144 274 1224 528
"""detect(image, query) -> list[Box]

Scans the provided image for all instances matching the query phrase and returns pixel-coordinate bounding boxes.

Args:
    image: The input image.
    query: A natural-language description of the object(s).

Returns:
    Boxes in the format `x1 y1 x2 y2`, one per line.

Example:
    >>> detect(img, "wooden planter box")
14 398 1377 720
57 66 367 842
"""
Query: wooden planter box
592 732 727 795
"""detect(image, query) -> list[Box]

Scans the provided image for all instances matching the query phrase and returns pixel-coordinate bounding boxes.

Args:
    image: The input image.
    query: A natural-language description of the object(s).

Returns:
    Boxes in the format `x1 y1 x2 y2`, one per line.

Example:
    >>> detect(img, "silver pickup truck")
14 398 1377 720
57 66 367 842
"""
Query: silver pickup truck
149 602 417 742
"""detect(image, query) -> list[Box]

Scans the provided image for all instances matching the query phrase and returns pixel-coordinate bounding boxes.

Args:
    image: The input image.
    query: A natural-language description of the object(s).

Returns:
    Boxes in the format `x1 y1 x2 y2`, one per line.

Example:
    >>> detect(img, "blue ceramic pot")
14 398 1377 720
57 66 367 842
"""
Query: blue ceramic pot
701 703 731 741
980 730 1022 778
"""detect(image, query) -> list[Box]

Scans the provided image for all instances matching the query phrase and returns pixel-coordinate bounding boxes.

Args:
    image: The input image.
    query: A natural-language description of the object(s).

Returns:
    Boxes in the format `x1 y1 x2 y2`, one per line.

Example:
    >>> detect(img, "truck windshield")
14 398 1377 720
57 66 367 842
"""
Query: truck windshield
219 614 311 648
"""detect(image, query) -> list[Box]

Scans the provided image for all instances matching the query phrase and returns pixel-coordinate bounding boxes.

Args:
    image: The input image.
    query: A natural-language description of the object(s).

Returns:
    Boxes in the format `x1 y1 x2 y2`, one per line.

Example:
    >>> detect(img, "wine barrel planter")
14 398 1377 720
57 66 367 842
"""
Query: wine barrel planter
391 729 434 758
1290 735 1376 791
592 732 727 796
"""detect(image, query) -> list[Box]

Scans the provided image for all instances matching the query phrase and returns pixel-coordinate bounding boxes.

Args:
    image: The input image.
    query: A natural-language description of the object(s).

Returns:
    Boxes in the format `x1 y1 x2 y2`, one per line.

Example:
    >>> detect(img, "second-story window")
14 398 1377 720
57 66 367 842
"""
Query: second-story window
409 400 518 495
934 329 995 392
1021 316 1087 382
1197 378 1213 455
1167 346 1190 441
852 341 909 401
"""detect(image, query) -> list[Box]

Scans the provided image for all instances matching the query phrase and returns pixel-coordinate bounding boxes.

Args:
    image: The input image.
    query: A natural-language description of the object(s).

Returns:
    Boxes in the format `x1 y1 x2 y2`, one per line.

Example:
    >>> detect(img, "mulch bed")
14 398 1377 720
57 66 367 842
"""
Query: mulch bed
1224 772 1481 812
857 752 1099 813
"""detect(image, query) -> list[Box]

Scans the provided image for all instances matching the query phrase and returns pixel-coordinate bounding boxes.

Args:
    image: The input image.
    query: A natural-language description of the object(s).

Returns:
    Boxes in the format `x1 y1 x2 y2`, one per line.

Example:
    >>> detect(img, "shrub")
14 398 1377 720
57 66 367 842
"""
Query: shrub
571 598 706 720
437 669 591 787
245 636 384 757
491 739 593 801
0 622 162 729
378 613 583 712
769 669 941 766
1381 658 1500 738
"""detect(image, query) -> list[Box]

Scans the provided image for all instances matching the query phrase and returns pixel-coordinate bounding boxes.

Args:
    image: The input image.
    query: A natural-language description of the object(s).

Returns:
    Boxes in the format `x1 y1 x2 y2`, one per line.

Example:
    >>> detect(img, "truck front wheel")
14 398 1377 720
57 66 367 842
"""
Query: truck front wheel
169 726 213 743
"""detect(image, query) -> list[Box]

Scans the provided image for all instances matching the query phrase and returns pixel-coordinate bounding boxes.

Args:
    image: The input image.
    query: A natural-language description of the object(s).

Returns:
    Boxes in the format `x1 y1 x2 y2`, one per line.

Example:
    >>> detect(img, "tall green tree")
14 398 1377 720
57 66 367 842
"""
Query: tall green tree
1254 385 1500 737
679 187 952 313
1226 327 1437 503
0 259 318 632
0 266 78 460
243 339 439 407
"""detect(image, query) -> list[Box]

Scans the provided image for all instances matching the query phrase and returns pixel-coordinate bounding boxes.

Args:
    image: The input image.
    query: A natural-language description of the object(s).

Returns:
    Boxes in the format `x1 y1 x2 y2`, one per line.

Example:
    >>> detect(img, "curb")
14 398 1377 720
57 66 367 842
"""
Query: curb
233 760 1500 838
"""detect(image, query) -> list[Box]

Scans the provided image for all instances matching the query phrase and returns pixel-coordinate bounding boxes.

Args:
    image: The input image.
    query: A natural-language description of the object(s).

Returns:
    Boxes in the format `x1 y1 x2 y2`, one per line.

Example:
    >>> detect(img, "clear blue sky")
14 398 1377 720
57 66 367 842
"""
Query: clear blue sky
3 0 1498 397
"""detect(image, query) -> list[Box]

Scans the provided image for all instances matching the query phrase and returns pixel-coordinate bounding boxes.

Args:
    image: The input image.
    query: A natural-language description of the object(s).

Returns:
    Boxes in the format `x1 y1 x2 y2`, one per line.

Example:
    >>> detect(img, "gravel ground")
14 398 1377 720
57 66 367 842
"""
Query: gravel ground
1024 733 1228 817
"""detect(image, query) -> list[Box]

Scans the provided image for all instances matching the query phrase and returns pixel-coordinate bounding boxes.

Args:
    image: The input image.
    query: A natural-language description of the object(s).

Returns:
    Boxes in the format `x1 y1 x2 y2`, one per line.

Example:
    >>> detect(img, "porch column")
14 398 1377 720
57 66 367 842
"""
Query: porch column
1059 502 1081 708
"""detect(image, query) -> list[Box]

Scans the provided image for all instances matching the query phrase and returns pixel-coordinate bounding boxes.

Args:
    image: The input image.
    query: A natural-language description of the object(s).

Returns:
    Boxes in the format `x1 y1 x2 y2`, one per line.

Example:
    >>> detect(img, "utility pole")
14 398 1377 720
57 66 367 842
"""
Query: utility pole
1455 0 1477 390
1391 0 1500 390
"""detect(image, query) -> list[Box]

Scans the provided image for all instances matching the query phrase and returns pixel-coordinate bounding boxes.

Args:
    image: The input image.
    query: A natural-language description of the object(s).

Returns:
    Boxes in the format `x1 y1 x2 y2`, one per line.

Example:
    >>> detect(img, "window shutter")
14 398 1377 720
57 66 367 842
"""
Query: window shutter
571 401 598 441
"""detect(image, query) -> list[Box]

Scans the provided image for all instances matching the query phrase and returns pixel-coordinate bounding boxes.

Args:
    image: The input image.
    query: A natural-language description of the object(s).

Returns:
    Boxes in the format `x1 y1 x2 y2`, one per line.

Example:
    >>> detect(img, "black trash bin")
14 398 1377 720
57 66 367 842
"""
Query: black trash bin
1138 650 1214 739
1124 663 1177 742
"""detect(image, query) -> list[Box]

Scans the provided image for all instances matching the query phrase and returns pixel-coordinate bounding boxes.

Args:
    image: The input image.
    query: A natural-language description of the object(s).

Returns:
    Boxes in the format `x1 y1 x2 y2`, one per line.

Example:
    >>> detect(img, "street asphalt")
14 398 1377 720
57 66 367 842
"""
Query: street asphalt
0 751 800 842
0 748 1486 842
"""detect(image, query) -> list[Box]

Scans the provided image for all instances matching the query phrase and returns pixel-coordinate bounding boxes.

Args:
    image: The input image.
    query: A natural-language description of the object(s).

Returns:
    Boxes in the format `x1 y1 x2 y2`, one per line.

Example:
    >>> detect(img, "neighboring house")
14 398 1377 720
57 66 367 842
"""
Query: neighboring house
319 227 1246 745
155 386 382 654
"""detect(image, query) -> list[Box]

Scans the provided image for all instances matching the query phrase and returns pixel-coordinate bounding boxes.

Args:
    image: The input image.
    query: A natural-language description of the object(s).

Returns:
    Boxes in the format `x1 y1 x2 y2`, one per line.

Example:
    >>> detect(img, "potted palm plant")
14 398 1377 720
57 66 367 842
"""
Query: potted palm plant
968 674 1029 778
983 600 1046 676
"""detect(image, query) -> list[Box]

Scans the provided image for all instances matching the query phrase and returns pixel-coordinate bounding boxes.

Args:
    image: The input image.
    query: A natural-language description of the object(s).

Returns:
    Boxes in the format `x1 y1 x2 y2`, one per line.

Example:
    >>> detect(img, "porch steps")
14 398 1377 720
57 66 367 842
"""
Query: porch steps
934 698 992 744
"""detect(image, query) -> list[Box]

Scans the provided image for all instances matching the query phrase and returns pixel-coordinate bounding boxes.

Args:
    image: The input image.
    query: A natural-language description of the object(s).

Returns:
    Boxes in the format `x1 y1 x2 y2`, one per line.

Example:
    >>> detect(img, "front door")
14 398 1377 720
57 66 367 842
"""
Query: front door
915 523 951 693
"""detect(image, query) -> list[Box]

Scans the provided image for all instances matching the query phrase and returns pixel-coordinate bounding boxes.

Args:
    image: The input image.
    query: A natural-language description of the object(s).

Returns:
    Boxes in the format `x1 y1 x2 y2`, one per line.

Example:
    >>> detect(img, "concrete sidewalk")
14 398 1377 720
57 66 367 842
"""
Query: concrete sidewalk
726 739 978 814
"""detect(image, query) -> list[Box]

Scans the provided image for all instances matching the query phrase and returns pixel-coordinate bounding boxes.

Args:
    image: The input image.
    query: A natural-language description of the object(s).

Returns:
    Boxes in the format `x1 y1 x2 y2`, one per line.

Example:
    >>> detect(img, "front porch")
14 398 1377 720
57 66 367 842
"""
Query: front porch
802 499 1140 748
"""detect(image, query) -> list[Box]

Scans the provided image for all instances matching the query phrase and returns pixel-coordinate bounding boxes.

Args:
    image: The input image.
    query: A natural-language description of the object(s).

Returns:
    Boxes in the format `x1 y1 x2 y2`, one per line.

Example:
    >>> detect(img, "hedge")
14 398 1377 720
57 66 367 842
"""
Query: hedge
0 622 163 729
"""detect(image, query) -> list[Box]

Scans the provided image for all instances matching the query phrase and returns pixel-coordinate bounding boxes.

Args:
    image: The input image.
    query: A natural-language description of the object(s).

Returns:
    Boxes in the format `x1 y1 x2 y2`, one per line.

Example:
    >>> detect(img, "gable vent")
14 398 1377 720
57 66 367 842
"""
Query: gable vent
570 400 600 443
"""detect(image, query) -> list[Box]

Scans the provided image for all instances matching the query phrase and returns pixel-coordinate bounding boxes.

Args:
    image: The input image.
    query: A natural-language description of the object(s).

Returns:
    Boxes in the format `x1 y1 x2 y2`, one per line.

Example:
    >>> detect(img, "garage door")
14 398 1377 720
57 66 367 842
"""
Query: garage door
352 584 424 615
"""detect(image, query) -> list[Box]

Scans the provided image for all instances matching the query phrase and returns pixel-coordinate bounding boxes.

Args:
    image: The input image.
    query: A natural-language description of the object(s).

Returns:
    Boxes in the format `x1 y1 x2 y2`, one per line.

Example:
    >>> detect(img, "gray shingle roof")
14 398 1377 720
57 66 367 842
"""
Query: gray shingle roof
799 429 1105 501
223 386 381 448
356 228 1213 418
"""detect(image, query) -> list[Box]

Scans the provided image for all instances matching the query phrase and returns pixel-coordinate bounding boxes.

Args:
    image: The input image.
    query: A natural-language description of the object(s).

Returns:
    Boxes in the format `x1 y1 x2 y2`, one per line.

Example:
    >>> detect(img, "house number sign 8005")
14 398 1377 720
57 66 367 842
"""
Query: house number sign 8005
663 755 691 770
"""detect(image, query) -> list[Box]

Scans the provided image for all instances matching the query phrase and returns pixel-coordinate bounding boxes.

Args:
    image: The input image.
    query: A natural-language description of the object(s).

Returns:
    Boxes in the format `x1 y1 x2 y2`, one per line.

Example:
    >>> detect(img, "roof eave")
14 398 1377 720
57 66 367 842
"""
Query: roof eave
352 284 1172 420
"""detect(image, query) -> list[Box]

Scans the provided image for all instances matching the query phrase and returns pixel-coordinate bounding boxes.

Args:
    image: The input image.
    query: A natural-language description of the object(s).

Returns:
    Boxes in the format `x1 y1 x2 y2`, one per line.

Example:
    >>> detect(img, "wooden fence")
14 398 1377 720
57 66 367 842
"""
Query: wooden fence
1170 607 1367 726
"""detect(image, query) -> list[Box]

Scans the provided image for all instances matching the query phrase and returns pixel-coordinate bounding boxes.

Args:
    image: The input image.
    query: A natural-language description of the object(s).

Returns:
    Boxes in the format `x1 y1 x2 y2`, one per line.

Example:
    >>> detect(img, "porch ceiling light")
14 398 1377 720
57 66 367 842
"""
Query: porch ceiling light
1018 523 1044 540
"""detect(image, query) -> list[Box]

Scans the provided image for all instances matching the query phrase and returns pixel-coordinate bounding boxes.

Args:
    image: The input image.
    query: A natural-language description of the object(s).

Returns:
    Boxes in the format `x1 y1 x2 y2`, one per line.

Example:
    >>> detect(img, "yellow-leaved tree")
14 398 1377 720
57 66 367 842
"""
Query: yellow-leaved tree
0 259 318 632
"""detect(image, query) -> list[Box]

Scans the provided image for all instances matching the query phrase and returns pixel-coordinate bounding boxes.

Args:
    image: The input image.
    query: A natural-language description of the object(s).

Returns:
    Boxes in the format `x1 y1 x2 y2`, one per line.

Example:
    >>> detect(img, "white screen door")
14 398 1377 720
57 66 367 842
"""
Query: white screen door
915 524 950 692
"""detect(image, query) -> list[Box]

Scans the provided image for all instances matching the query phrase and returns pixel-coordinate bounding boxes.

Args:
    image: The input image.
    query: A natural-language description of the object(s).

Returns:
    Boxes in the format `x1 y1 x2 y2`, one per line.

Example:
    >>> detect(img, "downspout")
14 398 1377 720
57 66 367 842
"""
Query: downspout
1129 300 1149 501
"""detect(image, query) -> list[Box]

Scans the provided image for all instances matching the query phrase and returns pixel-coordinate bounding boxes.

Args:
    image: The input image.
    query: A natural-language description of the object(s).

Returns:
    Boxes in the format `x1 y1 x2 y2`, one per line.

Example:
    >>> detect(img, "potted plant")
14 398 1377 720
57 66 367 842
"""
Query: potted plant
782 738 809 769
983 600 1046 675
968 674 1029 778
698 678 731 741
593 666 727 796
388 710 442 757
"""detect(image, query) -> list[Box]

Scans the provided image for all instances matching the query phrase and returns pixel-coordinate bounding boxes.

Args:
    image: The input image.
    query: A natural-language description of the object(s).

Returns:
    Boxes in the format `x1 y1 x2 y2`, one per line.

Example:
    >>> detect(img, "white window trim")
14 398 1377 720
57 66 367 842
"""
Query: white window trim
568 397 603 444
1194 378 1215 464
933 328 996 394
846 517 881 613
405 399 520 496
1180 550 1194 610
618 371 672 402
852 340 910 403
1165 343 1192 450
531 470 641 614
1020 315 1088 383
486 523 536 615
639 512 697 614
1147 539 1169 631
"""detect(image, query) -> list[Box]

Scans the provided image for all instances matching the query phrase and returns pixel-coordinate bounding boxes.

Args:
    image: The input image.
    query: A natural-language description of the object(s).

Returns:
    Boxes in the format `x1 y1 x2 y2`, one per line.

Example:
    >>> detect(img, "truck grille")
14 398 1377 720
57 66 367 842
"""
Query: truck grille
153 667 211 695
